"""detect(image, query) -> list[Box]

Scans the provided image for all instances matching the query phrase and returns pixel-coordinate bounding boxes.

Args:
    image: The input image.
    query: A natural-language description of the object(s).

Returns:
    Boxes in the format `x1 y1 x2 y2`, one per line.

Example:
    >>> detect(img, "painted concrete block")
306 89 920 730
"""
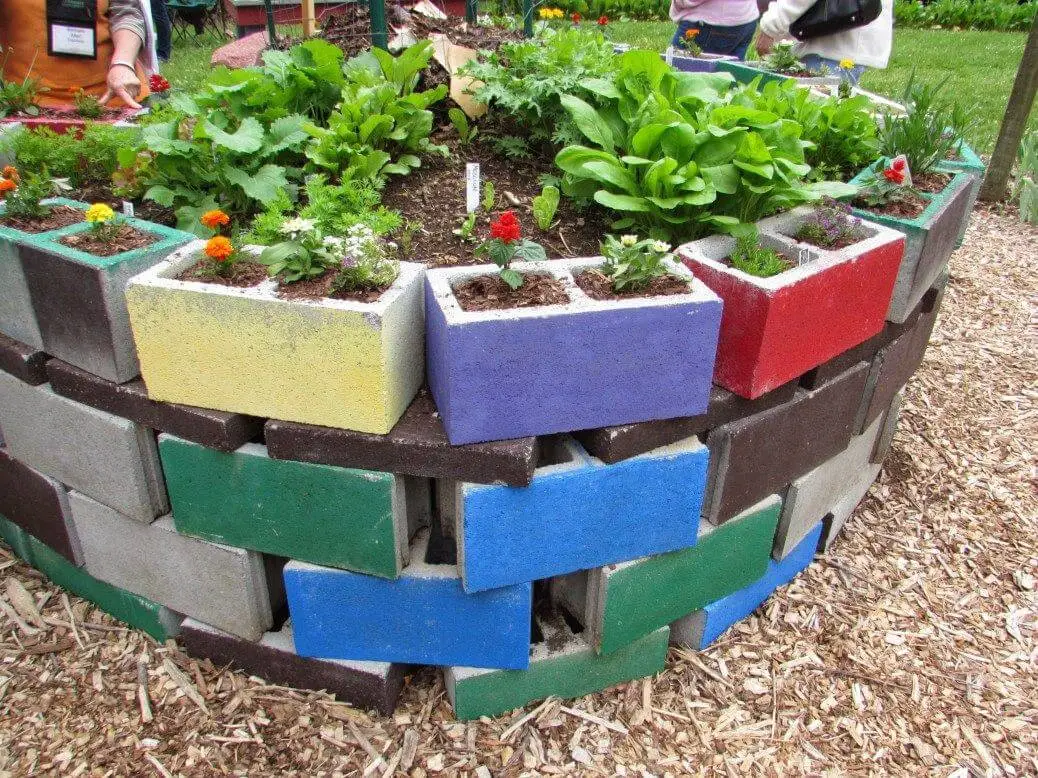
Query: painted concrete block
671 522 823 650
285 530 532 669
179 619 407 715
849 165 972 323
24 531 182 642
0 196 63 350
0 332 49 385
21 214 194 382
426 257 722 445
161 434 430 577
445 615 668 720
667 51 738 73
939 140 984 248
47 359 262 452
69 491 280 640
679 208 903 399
0 371 168 522
555 494 780 655
266 389 539 487
857 273 946 432
573 380 797 465
704 363 868 524
773 412 886 561
127 242 425 433
0 512 34 562
449 436 708 593
871 391 903 465
0 447 80 563
714 59 840 88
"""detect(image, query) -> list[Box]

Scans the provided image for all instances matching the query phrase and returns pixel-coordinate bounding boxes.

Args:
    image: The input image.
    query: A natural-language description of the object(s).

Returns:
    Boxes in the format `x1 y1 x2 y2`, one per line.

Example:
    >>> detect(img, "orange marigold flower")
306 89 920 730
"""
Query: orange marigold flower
200 209 231 230
0 179 17 194
204 236 234 261
685 28 699 38
2 165 19 182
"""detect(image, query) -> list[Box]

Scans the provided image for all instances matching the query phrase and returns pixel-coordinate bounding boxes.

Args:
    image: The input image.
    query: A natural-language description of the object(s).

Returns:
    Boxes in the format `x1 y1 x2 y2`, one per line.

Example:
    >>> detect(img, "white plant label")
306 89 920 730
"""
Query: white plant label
121 201 135 218
466 163 480 214
665 46 674 66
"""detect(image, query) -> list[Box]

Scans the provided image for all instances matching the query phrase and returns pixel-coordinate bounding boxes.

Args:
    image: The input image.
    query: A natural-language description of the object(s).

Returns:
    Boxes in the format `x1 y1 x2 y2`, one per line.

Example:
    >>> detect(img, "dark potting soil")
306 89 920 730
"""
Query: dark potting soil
59 224 156 256
792 232 863 250
913 171 953 194
309 4 375 58
71 183 177 227
177 258 269 288
856 192 929 219
381 134 610 266
453 273 569 312
276 267 391 304
12 105 126 121
0 205 82 233
409 13 522 51
575 269 692 301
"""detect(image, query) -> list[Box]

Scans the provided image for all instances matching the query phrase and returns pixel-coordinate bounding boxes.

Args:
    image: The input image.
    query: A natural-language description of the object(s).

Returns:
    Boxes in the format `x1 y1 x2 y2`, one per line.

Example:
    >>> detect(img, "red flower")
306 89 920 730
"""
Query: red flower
892 157 906 172
598 15 609 24
149 74 171 93
490 211 521 244
571 12 582 22
882 167 905 184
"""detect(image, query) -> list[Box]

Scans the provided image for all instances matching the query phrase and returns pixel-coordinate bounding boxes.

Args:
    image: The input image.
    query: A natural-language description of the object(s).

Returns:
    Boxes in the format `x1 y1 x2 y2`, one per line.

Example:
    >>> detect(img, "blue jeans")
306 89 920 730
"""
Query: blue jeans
671 19 759 60
151 0 172 62
801 54 867 86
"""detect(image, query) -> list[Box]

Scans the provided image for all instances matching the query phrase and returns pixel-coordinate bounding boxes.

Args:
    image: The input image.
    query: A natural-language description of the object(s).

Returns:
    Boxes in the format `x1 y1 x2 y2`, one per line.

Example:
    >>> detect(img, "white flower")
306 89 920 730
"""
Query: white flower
322 236 344 247
652 240 671 253
620 234 638 247
280 217 316 236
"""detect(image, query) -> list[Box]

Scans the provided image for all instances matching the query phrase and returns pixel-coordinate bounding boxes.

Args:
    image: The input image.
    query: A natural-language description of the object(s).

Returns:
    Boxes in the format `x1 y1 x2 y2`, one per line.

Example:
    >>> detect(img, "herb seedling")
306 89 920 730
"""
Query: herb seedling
763 42 814 76
449 107 478 145
482 180 495 212
475 211 546 289
326 225 400 295
532 184 560 231
397 219 422 254
729 228 791 278
454 211 478 240
793 197 868 248
678 28 702 56
0 169 57 220
600 234 673 292
0 51 48 118
73 89 105 119
259 217 339 283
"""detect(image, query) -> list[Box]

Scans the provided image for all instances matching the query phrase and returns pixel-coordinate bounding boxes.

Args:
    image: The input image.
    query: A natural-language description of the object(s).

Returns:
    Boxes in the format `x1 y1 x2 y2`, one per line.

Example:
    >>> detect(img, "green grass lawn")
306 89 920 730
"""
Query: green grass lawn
163 23 1035 154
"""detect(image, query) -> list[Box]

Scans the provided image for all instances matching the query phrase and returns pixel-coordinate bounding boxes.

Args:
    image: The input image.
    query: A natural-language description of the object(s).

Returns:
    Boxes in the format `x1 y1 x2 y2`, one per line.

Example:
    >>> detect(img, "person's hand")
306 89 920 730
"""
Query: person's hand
755 32 774 56
100 63 142 109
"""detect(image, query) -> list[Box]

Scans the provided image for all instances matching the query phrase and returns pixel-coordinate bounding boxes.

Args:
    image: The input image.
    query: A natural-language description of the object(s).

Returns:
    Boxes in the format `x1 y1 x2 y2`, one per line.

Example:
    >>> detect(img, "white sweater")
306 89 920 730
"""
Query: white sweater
759 0 894 69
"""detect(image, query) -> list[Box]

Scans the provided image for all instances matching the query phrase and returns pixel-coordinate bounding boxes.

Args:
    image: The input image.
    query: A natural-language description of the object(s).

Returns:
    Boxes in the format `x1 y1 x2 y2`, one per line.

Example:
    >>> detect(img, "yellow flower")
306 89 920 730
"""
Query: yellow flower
84 203 116 224
839 58 855 70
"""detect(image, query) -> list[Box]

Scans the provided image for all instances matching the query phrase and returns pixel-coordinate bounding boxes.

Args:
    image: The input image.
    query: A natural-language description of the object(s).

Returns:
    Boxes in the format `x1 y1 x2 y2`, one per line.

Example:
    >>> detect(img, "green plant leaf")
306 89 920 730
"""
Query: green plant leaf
560 94 615 152
224 164 289 205
594 191 651 212
500 268 525 290
204 116 265 154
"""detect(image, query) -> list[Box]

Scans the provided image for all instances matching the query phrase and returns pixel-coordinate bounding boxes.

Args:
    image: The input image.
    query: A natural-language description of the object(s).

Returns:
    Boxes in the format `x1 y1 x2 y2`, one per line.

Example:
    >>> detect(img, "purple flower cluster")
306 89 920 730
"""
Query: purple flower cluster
794 197 867 249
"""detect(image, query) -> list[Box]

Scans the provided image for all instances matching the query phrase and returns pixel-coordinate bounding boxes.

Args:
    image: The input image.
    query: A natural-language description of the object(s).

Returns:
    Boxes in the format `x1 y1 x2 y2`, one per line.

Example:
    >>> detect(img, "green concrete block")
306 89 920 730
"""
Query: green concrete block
0 513 34 562
23 534 181 642
445 623 669 721
554 494 781 655
160 435 429 579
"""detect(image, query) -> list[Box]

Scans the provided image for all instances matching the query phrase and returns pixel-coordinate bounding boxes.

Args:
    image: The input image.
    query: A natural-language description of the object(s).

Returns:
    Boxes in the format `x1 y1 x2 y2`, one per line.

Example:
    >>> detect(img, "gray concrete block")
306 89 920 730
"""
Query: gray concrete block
775 406 892 561
69 491 280 640
0 371 168 522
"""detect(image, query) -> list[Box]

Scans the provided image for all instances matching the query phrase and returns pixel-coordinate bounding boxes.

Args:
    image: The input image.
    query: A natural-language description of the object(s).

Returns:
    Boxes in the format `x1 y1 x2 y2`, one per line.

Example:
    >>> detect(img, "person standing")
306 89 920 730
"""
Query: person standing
0 0 157 108
755 0 895 85
669 0 761 60
151 0 172 62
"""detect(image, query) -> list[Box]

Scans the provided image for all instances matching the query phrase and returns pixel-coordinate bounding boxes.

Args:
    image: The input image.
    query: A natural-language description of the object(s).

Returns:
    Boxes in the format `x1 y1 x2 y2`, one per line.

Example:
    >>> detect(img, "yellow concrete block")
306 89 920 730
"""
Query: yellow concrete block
126 242 424 433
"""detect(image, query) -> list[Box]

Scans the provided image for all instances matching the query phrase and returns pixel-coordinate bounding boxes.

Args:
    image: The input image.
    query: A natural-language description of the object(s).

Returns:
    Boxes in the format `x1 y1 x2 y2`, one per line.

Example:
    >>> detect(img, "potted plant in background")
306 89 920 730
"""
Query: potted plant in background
716 42 841 88
425 225 722 445
665 28 738 74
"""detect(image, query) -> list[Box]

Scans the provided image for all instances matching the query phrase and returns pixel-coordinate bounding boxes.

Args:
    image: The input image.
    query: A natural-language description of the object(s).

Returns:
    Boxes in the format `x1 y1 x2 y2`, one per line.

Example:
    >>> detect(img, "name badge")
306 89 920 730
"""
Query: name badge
47 0 99 59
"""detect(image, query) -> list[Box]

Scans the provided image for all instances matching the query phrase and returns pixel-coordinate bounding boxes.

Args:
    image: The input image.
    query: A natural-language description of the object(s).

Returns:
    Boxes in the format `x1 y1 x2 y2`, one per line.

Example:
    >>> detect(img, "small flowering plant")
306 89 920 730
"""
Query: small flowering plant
571 12 582 23
73 88 105 119
258 217 338 283
189 209 242 278
599 234 674 292
678 28 702 56
149 74 171 94
327 225 400 296
537 7 565 19
855 155 917 208
0 165 17 197
793 197 868 249
597 15 609 25
0 168 58 220
474 211 546 290
84 203 121 242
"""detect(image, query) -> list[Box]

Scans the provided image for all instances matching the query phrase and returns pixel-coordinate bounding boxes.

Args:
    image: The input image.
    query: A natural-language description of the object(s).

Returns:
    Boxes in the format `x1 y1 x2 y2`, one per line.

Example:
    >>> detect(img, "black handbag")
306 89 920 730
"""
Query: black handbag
789 0 883 40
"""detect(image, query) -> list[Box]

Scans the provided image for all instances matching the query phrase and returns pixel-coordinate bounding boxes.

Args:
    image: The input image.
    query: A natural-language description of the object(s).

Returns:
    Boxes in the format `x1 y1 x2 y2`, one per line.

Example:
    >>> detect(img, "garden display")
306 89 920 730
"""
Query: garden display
0 21 979 722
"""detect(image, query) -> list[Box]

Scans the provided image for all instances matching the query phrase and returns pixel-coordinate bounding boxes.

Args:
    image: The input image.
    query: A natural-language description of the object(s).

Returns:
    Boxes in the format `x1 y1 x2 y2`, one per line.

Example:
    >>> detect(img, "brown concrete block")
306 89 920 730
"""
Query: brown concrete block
0 332 48 386
0 447 81 563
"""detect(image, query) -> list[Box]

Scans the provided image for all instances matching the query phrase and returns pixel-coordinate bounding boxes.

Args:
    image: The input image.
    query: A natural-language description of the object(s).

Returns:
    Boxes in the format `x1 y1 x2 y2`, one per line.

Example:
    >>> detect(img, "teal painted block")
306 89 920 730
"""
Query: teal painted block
445 618 668 720
161 435 428 578
0 513 34 562
848 164 973 323
25 533 182 642
713 60 839 88
20 210 194 382
941 140 985 248
554 494 781 655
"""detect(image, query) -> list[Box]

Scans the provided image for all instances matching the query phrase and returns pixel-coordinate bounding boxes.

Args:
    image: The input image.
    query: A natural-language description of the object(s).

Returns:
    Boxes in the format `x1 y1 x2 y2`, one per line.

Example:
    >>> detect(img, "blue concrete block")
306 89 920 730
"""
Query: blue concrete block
672 521 823 649
450 437 708 593
284 530 532 670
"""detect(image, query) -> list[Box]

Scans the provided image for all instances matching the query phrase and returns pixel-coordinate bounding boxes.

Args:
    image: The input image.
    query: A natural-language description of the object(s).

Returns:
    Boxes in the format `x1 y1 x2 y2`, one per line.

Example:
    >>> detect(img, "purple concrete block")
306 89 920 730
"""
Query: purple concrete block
425 258 722 445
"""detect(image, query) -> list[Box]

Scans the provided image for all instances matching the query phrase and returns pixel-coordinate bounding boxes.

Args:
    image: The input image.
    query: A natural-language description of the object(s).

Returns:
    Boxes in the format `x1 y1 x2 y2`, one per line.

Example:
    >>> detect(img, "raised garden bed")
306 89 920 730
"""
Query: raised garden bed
425 256 722 445
848 162 974 323
678 207 904 399
0 109 139 136
714 59 841 88
666 51 738 73
941 140 986 247
126 241 426 434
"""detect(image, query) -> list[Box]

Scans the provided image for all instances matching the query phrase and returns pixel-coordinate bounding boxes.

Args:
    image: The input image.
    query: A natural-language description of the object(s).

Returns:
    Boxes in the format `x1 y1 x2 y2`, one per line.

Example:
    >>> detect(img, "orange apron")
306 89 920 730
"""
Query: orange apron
0 0 150 107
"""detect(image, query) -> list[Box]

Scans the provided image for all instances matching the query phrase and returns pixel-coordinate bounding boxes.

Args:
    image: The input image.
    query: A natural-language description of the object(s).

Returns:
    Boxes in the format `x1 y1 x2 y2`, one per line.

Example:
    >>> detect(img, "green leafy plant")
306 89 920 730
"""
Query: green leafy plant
1 124 142 189
73 89 105 119
763 42 814 76
327 224 400 295
449 107 478 144
112 148 156 200
454 211 478 240
532 184 560 230
257 217 339 283
894 0 1036 31
793 197 868 248
0 169 58 220
0 51 48 118
475 210 547 289
482 180 495 211
1013 130 1038 226
489 135 532 160
729 227 791 278
304 42 448 182
878 72 975 176
554 51 852 241
599 233 673 291
397 219 422 254
460 26 619 145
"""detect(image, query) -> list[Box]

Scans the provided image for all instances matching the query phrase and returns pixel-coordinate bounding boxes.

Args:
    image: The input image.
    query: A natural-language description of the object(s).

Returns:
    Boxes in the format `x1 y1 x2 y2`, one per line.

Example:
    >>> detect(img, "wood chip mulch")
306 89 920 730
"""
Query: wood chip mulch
0 207 1035 775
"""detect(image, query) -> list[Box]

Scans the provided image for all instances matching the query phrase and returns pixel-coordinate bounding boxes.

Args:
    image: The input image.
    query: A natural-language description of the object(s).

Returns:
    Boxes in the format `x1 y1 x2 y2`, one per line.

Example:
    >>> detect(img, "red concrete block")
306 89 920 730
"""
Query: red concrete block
679 209 904 399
